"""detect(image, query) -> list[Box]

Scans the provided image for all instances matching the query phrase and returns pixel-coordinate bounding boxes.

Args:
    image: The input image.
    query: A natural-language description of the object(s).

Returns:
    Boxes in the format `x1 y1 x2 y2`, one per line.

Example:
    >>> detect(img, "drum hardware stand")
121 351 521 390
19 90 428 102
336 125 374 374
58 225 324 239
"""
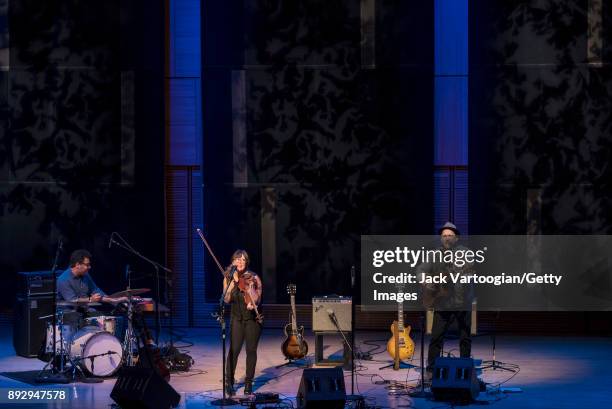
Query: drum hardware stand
36 310 69 383
36 239 71 384
36 309 101 383
121 266 139 367
109 232 172 344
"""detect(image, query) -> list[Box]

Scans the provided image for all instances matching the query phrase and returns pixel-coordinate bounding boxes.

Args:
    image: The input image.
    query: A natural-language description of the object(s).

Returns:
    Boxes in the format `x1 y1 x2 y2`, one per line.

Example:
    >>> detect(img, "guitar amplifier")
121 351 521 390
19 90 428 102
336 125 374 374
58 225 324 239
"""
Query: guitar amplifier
18 271 57 296
312 296 351 332
13 295 55 357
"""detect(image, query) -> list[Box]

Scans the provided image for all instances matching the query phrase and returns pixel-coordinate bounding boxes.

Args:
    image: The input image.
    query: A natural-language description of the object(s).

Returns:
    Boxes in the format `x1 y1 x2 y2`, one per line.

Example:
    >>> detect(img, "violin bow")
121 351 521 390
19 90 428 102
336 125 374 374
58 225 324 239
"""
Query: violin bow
195 228 228 278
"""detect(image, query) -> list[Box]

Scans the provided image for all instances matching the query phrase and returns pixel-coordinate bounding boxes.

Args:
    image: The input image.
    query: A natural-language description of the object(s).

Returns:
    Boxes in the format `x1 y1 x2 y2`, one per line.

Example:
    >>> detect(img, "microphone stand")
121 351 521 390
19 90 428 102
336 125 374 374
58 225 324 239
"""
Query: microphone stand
481 310 514 372
409 312 432 398
195 227 240 405
110 233 172 344
347 266 364 408
211 274 238 406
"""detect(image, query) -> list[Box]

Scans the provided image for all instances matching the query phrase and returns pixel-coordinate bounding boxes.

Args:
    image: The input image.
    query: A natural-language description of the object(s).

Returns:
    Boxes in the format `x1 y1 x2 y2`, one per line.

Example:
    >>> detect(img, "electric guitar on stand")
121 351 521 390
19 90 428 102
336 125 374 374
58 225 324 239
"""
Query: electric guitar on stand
281 284 308 360
386 295 415 368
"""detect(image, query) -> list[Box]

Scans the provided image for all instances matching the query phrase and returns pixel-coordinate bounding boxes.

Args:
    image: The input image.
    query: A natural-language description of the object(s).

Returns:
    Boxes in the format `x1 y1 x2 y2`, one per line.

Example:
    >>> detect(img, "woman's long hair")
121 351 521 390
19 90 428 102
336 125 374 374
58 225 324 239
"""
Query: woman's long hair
229 249 250 273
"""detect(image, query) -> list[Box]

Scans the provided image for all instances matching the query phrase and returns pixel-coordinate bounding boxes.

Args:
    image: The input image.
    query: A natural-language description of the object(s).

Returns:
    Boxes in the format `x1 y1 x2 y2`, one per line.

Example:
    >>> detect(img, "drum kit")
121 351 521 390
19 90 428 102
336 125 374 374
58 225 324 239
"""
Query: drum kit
37 288 154 381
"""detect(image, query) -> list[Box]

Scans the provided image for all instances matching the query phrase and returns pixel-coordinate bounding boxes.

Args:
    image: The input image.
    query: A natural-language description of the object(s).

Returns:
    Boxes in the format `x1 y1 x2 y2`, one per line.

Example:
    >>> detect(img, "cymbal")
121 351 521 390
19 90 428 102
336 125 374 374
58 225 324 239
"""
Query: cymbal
109 288 150 298
56 299 102 307
38 313 60 320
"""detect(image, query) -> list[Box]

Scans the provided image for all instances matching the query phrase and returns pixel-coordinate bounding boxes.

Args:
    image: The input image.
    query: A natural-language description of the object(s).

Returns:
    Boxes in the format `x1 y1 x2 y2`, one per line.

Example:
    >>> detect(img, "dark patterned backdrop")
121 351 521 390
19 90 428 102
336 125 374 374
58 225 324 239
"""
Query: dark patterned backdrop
0 0 165 310
202 0 434 303
470 0 612 234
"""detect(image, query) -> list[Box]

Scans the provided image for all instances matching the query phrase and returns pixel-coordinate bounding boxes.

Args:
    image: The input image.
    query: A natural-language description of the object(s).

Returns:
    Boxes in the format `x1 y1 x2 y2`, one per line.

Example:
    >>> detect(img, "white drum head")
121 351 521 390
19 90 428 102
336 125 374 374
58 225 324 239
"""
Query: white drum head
70 327 123 377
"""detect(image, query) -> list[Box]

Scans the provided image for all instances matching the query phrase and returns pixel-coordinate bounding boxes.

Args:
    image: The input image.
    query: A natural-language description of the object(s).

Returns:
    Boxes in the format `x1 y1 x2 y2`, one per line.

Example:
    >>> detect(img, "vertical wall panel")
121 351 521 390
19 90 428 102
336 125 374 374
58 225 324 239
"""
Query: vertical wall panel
166 0 203 326
169 0 201 77
435 0 468 76
433 169 451 230
434 0 468 233
167 78 201 165
453 169 468 235
166 169 190 327
434 77 468 166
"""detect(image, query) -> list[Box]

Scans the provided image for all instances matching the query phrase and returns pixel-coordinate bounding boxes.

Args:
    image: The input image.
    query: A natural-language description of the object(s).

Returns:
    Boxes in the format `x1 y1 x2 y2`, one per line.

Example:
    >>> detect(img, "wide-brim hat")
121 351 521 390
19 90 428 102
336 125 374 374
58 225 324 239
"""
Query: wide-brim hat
438 221 460 236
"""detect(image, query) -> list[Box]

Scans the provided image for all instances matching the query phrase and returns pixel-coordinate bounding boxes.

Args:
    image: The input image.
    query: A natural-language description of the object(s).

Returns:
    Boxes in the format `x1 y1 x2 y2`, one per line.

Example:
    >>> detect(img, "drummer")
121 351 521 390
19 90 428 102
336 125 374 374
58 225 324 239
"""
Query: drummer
57 249 124 324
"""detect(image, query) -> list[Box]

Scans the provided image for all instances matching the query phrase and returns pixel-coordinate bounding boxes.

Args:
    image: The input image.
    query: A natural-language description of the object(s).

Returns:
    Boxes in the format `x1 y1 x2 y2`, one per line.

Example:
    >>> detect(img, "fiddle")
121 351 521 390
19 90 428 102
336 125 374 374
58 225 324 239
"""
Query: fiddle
230 270 264 324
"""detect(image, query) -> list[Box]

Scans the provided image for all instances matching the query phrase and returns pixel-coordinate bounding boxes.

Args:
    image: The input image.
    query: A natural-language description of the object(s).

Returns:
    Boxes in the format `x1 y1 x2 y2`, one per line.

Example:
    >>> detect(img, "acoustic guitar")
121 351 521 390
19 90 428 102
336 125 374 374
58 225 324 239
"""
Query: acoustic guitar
386 297 415 368
281 284 308 360
136 312 171 381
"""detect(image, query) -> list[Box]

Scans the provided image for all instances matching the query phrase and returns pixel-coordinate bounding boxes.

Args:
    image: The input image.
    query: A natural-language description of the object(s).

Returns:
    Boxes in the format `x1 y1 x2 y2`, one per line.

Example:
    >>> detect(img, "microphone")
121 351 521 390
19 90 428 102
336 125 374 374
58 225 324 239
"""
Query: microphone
108 232 115 249
125 264 130 281
327 309 339 327
351 265 355 288
224 265 237 282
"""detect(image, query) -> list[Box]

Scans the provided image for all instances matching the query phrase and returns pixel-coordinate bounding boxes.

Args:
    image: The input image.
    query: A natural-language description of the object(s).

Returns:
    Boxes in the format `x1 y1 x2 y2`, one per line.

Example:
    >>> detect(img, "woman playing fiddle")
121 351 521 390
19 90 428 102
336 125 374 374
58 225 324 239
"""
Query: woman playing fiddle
223 249 262 396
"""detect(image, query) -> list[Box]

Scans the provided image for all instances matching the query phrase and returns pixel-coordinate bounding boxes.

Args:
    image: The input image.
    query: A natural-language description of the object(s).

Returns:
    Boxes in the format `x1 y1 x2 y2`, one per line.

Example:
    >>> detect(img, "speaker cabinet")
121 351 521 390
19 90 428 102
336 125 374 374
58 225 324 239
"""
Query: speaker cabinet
431 357 480 402
13 295 54 358
297 367 346 409
110 367 180 409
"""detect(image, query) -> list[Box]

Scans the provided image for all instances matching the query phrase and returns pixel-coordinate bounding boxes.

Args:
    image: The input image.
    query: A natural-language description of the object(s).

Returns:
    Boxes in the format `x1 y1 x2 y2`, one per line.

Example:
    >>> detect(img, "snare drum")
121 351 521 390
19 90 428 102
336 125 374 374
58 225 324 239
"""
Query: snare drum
44 322 74 353
84 315 123 338
69 327 123 377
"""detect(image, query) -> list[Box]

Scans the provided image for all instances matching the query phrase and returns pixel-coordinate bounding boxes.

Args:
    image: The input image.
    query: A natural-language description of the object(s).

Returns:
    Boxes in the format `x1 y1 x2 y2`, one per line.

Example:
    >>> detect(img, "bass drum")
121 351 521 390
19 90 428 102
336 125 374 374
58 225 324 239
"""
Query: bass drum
69 327 123 377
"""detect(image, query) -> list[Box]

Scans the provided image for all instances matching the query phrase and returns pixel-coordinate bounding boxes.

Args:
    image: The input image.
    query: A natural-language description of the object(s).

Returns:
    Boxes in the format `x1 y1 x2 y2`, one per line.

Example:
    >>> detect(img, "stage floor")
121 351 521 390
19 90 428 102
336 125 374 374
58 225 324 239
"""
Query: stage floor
0 325 610 408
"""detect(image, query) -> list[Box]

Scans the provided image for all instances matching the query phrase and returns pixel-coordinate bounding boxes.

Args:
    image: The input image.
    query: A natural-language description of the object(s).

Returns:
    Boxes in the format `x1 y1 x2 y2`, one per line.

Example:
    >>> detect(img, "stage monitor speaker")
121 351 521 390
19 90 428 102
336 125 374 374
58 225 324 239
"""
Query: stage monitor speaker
297 367 346 409
110 367 180 409
431 357 479 402
13 295 54 358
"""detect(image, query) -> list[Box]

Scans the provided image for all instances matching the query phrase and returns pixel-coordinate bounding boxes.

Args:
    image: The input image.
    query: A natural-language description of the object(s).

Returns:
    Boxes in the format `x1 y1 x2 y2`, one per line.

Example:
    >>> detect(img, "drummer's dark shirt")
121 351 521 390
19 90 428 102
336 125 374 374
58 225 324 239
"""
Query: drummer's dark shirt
56 268 106 301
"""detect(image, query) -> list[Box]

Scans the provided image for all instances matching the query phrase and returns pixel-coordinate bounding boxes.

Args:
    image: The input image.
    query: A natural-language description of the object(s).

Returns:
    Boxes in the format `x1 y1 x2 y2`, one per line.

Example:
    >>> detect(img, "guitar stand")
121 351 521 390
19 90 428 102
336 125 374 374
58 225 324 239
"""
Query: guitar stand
275 357 310 369
378 361 416 370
